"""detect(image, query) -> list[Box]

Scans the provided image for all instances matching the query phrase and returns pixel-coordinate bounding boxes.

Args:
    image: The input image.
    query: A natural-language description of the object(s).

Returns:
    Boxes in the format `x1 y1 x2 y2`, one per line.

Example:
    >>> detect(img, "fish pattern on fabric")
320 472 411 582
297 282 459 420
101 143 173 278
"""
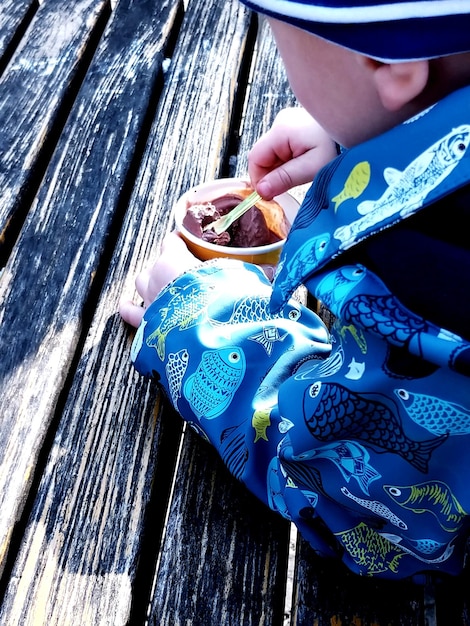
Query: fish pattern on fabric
146 278 216 360
341 487 408 530
302 380 445 473
280 437 381 497
395 389 470 436
334 125 470 249
131 86 470 581
184 347 246 419
335 522 407 576
332 161 371 211
166 349 190 409
384 481 467 533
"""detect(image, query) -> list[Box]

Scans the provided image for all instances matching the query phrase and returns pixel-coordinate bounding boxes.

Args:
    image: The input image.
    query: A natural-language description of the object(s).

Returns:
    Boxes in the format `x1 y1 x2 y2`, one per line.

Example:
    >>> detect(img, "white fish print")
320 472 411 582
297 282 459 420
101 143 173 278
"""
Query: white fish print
294 346 344 380
378 533 455 565
131 319 147 363
380 534 446 556
146 281 214 360
248 325 288 356
279 418 294 434
209 295 301 327
345 357 366 380
341 487 407 530
165 349 190 409
334 125 470 248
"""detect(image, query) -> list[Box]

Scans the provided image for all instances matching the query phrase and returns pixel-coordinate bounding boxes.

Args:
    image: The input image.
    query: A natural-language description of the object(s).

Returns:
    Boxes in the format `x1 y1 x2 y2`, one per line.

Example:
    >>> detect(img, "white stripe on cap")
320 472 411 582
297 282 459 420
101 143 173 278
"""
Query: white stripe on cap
248 0 470 23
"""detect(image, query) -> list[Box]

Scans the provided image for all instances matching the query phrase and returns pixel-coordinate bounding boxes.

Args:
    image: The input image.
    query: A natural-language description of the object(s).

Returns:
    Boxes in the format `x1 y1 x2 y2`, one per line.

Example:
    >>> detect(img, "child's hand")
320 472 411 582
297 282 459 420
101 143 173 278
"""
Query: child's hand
248 107 337 200
119 231 199 328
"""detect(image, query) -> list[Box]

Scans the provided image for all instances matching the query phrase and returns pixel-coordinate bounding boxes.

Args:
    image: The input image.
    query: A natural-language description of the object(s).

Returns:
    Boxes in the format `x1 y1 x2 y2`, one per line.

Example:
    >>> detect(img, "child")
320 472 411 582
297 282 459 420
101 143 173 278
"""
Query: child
120 0 470 581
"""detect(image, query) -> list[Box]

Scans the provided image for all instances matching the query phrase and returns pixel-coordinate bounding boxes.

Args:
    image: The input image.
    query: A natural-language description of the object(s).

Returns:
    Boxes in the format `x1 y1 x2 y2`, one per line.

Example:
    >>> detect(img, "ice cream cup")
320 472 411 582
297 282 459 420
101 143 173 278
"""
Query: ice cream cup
173 178 299 264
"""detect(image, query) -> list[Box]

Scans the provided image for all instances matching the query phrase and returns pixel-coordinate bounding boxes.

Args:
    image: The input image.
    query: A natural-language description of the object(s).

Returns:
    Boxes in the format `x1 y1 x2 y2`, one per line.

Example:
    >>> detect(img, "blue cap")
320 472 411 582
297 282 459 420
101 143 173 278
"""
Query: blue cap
240 0 470 62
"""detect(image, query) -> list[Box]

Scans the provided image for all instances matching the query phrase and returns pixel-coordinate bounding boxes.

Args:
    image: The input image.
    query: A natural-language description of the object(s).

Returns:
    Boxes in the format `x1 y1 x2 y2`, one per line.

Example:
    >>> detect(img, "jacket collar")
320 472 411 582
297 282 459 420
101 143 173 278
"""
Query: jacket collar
271 85 470 313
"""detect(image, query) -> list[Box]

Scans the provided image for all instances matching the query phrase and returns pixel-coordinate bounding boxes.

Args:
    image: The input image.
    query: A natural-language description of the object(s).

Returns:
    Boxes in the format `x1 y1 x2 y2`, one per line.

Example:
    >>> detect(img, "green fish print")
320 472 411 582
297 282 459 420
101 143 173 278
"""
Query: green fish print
252 408 271 442
146 280 214 360
336 522 406 575
338 323 367 354
184 347 246 419
303 381 445 473
331 161 371 211
395 388 470 436
384 481 467 532
334 125 470 249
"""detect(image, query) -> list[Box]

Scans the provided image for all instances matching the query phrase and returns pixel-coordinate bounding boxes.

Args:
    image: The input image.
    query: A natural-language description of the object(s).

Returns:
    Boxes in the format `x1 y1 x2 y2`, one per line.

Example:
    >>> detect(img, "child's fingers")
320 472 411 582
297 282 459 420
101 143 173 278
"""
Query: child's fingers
256 150 319 198
147 232 199 297
119 299 145 329
135 269 151 306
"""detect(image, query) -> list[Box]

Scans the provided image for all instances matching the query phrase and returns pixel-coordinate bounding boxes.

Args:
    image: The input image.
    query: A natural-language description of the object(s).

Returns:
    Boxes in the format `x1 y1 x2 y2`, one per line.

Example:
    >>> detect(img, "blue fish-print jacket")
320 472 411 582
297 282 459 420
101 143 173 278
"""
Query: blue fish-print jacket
131 86 470 580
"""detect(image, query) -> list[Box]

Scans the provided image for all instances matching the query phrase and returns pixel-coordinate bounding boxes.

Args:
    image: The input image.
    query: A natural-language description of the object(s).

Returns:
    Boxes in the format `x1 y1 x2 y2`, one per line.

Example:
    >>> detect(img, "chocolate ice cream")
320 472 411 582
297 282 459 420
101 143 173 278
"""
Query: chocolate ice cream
182 190 290 248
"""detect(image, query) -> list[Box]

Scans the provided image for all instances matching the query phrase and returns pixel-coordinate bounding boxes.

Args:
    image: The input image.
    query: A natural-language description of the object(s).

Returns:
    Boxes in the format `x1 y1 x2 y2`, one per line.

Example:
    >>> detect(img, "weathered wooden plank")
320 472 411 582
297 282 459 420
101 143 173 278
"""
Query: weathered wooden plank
0 0 36 67
152 430 289 625
144 15 296 625
0 0 109 260
0 331 183 625
0 0 181 590
1 0 267 621
434 574 470 625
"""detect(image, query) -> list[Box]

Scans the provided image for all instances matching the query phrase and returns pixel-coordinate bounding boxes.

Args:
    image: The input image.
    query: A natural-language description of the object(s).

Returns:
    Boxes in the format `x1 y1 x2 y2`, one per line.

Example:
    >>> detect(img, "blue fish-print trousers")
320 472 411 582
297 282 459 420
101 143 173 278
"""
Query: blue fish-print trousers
131 258 470 581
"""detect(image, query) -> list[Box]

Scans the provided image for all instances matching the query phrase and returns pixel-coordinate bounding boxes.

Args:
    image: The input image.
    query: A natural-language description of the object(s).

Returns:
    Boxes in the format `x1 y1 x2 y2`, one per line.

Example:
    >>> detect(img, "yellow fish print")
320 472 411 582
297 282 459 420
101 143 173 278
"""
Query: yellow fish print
338 322 368 354
336 521 406 575
384 481 467 532
332 161 371 211
252 408 271 442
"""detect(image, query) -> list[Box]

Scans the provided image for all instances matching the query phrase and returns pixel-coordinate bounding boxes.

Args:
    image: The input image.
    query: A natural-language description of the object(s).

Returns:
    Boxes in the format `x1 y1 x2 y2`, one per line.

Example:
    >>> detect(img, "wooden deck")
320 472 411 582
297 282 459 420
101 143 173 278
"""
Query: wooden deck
0 1 469 624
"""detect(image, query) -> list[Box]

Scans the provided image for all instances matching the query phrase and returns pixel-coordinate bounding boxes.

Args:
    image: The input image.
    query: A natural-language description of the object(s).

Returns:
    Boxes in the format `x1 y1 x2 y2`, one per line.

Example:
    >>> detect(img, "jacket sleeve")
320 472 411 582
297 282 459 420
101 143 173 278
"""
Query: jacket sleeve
130 258 331 507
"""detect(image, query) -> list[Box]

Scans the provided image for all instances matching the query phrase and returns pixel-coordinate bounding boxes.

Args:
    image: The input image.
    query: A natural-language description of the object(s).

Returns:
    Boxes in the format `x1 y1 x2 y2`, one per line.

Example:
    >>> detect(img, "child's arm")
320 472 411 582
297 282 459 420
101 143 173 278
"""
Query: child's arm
249 107 337 200
119 231 280 328
119 241 331 510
